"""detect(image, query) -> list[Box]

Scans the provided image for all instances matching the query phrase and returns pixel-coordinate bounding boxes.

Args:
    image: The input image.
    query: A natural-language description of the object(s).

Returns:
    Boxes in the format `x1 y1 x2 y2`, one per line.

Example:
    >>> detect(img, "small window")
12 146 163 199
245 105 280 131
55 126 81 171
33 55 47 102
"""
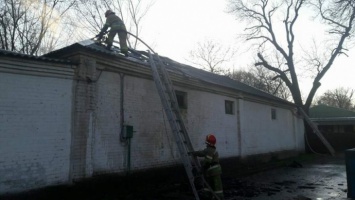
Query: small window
175 91 187 109
271 108 277 120
225 100 234 115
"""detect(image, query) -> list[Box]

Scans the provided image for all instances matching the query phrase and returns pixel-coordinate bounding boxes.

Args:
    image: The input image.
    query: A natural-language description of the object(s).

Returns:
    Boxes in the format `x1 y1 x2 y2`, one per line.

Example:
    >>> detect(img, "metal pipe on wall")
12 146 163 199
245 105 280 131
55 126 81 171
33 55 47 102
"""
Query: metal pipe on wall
118 73 132 173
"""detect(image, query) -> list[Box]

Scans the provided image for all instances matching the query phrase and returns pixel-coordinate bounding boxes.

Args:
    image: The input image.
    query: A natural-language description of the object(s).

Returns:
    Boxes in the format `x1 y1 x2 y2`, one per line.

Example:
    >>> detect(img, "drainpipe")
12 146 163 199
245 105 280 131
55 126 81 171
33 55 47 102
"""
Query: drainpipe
119 73 134 173
119 73 129 172
236 96 243 158
123 125 134 173
127 137 131 172
119 73 125 143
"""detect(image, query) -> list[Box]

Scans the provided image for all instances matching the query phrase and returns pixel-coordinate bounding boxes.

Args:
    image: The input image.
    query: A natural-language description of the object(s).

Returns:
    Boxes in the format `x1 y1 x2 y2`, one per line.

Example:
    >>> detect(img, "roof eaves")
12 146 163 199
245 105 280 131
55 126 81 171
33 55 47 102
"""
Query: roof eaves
43 40 296 106
311 117 355 121
0 49 74 64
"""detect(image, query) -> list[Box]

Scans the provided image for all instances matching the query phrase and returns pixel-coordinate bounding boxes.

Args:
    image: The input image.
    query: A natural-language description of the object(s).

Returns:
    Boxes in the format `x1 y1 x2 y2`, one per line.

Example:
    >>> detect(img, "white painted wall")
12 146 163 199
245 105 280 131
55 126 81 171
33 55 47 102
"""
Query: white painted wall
92 72 123 174
122 75 181 169
91 71 303 175
0 73 73 194
93 73 242 173
241 101 303 156
0 60 304 194
92 72 180 174
184 89 239 158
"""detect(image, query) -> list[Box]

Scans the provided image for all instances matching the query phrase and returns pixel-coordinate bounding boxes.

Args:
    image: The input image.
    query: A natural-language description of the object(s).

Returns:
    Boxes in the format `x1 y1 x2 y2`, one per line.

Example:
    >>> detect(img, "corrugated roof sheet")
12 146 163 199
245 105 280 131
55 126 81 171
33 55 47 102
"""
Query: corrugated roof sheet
0 49 73 64
44 40 294 105
44 39 143 59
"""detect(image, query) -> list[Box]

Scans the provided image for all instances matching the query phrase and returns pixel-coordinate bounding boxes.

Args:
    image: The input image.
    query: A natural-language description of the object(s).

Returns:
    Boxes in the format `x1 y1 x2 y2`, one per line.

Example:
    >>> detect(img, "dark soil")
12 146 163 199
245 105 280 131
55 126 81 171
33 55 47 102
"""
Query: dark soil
2 153 347 200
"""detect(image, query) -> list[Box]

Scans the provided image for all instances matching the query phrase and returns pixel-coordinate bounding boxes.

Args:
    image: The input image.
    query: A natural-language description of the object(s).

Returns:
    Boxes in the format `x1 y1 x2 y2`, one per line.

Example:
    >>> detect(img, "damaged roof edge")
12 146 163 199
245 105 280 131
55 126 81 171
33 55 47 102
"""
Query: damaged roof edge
0 49 74 64
44 40 130 59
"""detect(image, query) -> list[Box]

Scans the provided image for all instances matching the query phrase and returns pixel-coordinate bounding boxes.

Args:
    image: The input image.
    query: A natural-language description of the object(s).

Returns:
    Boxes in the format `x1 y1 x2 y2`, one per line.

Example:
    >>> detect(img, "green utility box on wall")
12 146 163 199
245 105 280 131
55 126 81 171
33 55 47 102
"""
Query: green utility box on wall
346 148 355 198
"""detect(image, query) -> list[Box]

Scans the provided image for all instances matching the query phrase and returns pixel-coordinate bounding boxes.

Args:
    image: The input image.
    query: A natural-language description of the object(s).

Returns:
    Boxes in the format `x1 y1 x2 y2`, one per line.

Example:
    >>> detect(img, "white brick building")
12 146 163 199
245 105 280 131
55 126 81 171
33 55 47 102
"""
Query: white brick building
0 42 304 194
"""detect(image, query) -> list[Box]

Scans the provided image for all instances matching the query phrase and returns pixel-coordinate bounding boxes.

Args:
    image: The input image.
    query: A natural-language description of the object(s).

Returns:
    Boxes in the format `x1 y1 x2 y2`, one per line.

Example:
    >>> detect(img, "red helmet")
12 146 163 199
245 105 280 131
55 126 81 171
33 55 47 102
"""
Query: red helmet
205 134 216 146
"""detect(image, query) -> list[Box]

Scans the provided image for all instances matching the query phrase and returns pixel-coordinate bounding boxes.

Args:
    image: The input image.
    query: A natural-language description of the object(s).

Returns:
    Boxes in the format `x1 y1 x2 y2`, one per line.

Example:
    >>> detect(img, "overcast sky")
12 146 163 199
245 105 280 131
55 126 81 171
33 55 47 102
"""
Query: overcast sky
136 0 355 99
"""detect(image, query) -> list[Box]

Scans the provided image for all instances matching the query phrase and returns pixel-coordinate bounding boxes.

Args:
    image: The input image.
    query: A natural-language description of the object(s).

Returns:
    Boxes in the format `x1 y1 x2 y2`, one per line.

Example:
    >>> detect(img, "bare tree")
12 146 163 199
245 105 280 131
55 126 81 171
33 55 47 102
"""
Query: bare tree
315 87 354 110
227 0 355 113
230 67 291 100
73 0 155 49
0 0 75 55
188 39 290 99
188 40 235 75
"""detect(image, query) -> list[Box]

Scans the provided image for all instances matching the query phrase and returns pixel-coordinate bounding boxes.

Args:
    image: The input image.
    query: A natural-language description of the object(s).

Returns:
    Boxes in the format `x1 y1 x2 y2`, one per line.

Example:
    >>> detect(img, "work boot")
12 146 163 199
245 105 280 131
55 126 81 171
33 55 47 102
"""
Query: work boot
106 44 112 51
199 189 212 200
213 195 224 200
121 51 128 57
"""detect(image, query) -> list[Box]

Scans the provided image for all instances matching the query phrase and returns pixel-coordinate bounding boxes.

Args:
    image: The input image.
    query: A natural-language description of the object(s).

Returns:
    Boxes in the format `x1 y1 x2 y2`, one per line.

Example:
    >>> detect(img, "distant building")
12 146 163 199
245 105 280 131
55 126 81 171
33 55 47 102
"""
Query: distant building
0 41 305 194
309 104 355 152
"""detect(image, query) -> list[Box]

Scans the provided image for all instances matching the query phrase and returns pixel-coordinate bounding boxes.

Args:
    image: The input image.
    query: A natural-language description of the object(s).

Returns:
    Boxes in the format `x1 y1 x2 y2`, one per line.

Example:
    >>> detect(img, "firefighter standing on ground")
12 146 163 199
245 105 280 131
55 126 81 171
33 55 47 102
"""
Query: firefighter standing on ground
96 10 128 56
190 134 224 200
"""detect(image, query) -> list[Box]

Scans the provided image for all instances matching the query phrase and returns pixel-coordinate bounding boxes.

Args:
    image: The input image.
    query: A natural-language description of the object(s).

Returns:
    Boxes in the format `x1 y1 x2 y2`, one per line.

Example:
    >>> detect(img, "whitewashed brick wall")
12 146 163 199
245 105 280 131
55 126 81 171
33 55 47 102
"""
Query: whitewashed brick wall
0 73 73 194
241 101 302 156
96 74 181 172
91 71 303 174
185 89 239 157
92 73 201 174
0 54 304 195
123 76 182 170
92 71 124 173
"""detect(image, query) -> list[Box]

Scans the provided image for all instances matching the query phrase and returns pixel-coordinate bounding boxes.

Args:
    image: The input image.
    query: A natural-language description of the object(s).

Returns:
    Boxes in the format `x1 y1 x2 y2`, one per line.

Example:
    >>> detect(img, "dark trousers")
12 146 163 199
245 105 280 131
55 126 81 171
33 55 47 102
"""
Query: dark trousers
107 29 128 53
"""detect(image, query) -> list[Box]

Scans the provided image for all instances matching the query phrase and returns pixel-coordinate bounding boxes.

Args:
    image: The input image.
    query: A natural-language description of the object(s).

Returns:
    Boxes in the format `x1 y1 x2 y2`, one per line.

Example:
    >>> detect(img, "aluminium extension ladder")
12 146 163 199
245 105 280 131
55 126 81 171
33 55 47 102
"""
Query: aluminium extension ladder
146 51 220 200
108 32 219 199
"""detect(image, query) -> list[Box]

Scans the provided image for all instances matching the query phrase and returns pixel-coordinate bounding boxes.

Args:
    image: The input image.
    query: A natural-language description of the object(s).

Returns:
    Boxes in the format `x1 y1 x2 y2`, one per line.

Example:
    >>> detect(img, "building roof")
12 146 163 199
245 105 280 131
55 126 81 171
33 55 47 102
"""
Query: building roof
310 104 355 118
310 104 355 125
44 40 294 106
0 49 73 64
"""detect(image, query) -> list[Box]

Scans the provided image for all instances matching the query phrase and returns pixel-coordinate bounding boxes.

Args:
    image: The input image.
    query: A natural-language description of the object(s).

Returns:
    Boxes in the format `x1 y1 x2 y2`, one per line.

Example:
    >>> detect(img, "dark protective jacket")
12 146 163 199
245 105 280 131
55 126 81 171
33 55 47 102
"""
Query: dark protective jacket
193 145 224 199
100 13 126 34
193 145 222 176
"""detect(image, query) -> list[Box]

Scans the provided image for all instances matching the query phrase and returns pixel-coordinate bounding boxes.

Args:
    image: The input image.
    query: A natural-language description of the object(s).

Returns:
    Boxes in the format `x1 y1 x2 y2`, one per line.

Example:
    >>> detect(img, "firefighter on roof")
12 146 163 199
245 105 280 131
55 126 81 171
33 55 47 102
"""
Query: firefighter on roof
190 134 224 200
96 10 128 56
